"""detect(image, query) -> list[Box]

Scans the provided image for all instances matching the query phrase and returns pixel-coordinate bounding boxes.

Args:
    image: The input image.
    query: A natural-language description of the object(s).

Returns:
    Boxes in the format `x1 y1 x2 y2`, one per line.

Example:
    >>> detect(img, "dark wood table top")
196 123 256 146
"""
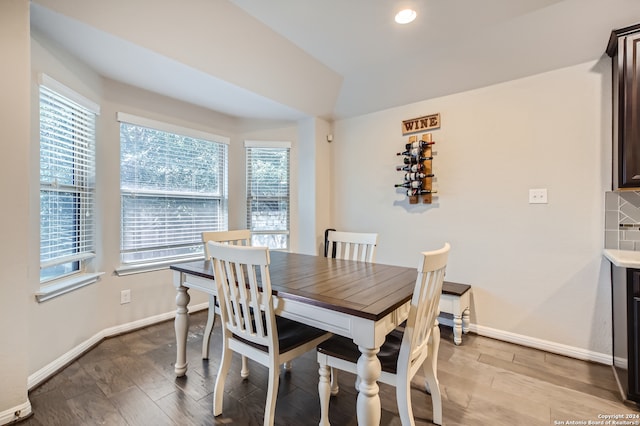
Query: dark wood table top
170 251 418 321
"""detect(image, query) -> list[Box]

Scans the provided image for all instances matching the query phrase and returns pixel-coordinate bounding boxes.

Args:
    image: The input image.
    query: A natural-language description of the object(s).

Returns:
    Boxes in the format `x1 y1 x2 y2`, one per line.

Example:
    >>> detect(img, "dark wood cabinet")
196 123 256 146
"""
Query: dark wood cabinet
607 24 640 189
612 266 640 404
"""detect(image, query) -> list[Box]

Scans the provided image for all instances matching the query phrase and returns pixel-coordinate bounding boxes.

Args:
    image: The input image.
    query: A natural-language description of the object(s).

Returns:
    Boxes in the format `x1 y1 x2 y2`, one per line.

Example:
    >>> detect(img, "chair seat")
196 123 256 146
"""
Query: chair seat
317 328 404 374
235 316 329 354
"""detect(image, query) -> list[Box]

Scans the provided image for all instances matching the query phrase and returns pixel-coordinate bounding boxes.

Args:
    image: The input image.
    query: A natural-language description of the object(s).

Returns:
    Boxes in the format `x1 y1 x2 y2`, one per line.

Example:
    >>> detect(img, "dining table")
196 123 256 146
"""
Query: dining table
170 250 424 426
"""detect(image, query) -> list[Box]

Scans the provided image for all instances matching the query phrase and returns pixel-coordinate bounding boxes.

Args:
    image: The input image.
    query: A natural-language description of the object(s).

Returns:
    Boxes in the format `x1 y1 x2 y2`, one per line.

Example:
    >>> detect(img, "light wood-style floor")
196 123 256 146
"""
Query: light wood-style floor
21 310 638 425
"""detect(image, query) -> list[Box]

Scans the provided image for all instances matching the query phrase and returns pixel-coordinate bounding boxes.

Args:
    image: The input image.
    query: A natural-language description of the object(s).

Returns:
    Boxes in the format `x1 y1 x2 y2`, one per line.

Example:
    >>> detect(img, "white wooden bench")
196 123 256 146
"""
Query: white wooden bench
438 281 471 345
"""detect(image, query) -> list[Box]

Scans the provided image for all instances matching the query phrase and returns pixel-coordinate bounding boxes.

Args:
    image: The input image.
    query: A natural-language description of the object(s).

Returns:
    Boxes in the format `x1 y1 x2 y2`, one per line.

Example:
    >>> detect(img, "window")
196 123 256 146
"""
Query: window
39 75 99 283
119 113 228 268
245 141 290 249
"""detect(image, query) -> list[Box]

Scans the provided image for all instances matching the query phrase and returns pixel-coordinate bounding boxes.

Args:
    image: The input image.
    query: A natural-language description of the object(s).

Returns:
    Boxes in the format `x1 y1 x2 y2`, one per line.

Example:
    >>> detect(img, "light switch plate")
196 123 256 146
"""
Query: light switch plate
529 188 548 204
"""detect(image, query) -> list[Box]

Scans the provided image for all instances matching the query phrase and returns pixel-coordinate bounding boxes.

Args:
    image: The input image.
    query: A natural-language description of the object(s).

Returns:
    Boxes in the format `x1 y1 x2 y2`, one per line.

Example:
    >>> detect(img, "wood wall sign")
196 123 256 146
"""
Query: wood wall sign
402 113 440 136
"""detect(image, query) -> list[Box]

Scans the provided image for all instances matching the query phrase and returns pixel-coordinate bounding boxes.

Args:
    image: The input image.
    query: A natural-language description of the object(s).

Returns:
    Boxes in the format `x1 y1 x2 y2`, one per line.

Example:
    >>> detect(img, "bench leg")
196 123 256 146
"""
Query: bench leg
462 308 470 334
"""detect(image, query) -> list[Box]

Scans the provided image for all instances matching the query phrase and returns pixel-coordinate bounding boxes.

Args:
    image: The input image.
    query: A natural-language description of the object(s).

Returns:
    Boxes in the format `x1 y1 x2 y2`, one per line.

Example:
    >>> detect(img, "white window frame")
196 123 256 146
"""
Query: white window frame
245 140 291 250
117 113 229 275
37 74 102 302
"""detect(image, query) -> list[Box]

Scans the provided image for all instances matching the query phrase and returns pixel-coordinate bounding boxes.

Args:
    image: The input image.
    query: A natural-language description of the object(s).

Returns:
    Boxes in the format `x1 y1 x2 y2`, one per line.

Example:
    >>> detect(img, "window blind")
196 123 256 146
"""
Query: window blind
245 141 290 249
119 116 228 265
39 83 97 282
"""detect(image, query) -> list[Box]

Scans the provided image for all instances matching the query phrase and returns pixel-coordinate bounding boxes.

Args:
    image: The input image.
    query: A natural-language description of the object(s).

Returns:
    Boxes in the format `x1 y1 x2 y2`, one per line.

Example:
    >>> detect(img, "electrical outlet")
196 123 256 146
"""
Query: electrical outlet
120 289 131 304
529 188 548 204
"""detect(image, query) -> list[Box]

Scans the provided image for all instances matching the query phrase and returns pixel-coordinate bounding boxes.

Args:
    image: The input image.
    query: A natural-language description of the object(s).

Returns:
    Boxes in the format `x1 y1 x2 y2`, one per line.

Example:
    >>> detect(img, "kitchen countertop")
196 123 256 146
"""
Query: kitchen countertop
604 249 640 268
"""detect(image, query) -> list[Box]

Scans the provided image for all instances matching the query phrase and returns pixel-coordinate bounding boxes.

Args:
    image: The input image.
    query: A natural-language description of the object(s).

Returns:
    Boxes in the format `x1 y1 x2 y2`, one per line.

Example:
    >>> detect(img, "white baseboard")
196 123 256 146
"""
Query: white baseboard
614 355 628 369
437 315 611 365
27 302 208 390
468 322 612 365
0 401 31 426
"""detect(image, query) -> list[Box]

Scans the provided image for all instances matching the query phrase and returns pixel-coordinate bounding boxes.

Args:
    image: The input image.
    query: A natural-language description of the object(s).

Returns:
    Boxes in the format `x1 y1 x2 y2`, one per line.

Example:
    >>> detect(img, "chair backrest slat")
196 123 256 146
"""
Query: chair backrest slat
208 242 275 349
326 230 378 263
202 230 252 258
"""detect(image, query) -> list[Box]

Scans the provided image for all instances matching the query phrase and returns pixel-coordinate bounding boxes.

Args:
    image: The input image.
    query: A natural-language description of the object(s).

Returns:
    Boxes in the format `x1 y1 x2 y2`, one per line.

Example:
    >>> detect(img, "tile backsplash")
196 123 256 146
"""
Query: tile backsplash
606 191 640 251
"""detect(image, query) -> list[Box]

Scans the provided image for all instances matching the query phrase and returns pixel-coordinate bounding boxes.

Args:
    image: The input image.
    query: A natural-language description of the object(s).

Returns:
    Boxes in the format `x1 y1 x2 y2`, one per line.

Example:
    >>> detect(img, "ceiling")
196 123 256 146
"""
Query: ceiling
30 0 640 122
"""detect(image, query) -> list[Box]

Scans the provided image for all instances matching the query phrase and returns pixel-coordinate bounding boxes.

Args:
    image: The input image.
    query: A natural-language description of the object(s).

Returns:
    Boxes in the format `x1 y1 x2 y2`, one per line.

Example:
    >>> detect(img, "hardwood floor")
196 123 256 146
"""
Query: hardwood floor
21 310 638 425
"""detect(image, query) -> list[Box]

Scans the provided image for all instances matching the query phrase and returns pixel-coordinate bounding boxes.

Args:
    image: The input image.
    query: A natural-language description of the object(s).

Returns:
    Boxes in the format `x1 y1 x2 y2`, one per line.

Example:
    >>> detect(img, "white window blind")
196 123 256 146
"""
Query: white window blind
245 141 290 249
39 79 98 282
119 114 228 265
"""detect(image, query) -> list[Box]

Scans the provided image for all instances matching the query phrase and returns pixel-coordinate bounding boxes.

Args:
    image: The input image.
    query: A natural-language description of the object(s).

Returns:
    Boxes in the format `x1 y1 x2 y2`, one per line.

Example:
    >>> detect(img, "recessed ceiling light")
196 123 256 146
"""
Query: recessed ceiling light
395 8 417 24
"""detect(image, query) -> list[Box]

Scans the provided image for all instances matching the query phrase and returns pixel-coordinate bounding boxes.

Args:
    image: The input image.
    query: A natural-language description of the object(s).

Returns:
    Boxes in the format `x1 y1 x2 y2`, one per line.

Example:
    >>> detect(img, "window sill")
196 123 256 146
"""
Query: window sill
115 256 203 276
36 272 104 303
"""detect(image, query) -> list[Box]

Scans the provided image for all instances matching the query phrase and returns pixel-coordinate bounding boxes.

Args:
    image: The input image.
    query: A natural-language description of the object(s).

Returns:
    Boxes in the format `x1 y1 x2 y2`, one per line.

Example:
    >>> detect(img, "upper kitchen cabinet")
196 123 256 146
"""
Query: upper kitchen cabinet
607 24 640 189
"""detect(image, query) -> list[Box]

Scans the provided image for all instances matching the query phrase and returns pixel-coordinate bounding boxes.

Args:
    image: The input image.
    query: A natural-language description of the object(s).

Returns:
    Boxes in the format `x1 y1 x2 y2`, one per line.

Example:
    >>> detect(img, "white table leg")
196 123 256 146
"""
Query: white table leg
174 284 190 376
318 362 331 426
356 345 381 426
453 315 462 345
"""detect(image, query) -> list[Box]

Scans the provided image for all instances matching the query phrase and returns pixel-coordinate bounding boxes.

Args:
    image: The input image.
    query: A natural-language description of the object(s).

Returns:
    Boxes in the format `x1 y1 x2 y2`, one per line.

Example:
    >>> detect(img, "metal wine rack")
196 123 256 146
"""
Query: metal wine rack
396 132 435 204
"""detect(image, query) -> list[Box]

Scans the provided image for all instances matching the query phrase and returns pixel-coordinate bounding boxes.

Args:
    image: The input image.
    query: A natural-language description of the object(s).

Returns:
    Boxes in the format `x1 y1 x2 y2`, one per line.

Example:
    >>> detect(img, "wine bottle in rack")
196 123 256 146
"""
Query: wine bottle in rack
405 140 435 150
396 148 421 156
404 172 434 181
395 180 422 189
403 156 433 164
396 164 424 172
407 188 437 196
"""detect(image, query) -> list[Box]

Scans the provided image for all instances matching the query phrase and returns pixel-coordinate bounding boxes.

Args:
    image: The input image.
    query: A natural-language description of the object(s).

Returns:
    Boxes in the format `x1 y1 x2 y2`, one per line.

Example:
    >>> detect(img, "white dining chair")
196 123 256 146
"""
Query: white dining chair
317 243 450 426
201 230 251 367
208 242 332 426
325 230 378 262
324 229 379 395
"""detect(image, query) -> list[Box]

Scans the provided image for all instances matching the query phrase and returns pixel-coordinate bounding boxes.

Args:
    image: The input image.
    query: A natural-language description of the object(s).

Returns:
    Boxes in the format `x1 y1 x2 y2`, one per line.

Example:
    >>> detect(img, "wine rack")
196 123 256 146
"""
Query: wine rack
396 132 435 204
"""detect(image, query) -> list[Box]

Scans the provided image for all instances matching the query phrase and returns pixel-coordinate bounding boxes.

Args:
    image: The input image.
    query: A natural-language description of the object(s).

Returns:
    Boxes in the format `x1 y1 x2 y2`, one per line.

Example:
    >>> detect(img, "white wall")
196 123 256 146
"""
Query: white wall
332 59 613 359
297 118 333 255
0 1 32 423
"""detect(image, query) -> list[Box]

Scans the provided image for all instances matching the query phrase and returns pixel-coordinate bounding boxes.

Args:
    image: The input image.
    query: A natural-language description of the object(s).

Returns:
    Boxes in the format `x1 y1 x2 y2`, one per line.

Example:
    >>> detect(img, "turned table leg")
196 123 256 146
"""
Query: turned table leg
453 314 463 345
356 345 381 426
318 363 331 426
174 284 190 376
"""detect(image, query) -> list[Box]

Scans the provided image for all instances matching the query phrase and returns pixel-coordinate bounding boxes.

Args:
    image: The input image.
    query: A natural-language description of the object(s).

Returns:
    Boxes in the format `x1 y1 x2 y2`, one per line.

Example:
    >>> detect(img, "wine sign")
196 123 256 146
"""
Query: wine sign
401 113 440 136
395 133 436 204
